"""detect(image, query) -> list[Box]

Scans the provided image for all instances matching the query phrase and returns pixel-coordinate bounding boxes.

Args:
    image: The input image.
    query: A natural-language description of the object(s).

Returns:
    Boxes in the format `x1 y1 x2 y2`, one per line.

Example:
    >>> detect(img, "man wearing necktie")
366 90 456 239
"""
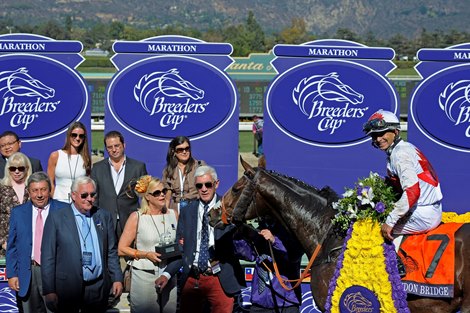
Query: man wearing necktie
41 176 123 313
162 165 245 313
6 172 67 313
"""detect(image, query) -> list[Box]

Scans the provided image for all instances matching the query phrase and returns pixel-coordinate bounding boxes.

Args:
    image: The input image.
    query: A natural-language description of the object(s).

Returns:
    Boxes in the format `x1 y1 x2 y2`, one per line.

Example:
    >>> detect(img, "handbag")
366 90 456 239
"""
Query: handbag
123 263 132 293
122 212 140 293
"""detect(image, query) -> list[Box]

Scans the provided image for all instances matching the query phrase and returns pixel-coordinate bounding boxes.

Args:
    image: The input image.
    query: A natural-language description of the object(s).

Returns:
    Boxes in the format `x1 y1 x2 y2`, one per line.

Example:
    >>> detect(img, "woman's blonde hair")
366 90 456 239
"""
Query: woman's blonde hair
1 152 32 186
138 177 167 214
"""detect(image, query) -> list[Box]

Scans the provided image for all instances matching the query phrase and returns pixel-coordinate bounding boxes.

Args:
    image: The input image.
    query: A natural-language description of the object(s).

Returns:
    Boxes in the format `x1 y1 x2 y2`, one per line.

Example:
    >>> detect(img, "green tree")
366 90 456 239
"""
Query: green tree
245 11 265 52
65 16 73 39
277 18 314 44
335 28 359 42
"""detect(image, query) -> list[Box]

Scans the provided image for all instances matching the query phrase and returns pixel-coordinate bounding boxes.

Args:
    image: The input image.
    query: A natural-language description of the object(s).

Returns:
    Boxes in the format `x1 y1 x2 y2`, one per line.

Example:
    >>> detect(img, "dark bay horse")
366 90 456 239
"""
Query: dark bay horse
213 157 470 313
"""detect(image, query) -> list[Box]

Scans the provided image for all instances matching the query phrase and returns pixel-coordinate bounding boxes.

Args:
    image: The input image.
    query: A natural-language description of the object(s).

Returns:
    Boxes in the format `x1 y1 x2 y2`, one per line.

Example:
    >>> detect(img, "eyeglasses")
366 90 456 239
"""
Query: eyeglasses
195 182 214 190
149 188 168 197
80 192 97 199
0 140 18 149
363 119 399 133
9 166 26 172
70 133 86 139
175 147 190 154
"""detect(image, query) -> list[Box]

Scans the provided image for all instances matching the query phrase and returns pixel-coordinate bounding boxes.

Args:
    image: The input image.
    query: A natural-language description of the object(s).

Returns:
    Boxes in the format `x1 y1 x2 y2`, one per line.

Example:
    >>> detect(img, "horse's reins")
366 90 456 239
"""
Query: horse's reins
258 224 332 291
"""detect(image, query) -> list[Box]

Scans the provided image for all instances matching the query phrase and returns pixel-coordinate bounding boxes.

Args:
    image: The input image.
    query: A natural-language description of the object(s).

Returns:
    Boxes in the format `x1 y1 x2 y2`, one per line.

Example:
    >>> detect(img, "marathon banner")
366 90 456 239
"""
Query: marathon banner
264 39 398 193
408 44 470 213
107 36 238 191
0 33 90 169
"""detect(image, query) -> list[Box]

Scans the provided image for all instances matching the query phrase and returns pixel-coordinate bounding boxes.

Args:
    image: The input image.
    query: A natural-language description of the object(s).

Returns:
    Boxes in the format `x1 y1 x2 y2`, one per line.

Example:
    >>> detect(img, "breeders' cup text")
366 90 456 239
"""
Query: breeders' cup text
0 96 59 130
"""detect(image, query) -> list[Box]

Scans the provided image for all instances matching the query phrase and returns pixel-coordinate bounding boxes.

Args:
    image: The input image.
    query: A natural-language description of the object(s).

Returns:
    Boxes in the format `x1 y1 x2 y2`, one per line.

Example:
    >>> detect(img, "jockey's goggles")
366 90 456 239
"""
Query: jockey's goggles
363 118 400 135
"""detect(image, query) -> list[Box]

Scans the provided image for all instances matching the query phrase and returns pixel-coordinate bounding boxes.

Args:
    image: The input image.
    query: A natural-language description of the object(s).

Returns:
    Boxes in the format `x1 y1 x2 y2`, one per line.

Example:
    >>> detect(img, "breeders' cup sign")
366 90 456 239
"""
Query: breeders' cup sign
108 58 235 139
265 40 398 193
0 34 89 169
408 44 470 212
108 36 238 193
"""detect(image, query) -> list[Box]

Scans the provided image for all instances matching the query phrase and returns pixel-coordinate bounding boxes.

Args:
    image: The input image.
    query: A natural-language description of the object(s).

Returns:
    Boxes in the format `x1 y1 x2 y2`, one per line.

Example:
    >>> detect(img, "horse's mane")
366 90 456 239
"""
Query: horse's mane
266 169 339 206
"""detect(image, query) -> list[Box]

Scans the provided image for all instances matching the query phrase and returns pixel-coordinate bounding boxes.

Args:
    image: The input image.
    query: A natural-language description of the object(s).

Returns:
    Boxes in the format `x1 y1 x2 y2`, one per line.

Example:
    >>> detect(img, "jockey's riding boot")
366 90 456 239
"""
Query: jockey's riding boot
396 254 406 278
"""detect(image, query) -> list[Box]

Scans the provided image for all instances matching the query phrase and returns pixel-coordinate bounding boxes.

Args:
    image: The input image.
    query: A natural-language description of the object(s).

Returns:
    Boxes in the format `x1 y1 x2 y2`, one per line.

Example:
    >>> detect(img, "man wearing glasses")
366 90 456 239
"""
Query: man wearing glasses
0 131 43 178
162 165 245 313
363 109 442 241
41 176 123 313
91 130 147 239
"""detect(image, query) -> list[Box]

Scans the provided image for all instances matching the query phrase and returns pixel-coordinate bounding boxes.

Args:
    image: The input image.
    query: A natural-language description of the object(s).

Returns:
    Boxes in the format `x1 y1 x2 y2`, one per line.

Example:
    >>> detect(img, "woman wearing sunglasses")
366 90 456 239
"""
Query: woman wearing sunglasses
0 152 32 256
162 136 205 213
47 121 91 203
363 110 442 242
118 175 178 313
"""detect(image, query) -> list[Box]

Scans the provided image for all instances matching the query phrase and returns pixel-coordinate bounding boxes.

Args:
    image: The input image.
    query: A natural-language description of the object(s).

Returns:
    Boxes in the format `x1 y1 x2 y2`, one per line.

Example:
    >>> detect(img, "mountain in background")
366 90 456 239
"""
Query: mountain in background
1 0 468 38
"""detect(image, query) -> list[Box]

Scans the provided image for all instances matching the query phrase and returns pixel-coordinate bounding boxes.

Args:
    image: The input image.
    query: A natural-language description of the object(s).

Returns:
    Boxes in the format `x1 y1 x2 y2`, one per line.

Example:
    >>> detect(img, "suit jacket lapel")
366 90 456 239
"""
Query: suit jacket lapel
25 202 33 249
63 206 82 249
119 159 133 196
92 209 104 258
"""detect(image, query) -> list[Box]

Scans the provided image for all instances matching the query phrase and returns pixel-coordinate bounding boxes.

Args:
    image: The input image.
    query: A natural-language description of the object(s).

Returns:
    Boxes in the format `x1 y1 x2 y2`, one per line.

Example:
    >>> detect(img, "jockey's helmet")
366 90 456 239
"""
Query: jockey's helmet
363 109 400 135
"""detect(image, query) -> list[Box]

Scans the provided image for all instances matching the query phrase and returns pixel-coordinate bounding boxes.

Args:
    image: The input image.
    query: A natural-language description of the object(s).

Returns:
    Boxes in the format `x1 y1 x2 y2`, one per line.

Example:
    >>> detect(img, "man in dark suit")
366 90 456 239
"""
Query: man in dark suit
0 131 43 178
41 176 123 313
7 172 68 313
91 130 147 238
160 165 245 313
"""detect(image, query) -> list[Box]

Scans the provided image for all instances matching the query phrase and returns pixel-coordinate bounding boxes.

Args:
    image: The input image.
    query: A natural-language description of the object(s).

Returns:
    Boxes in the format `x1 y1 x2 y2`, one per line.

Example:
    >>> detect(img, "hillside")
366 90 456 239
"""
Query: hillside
1 0 469 38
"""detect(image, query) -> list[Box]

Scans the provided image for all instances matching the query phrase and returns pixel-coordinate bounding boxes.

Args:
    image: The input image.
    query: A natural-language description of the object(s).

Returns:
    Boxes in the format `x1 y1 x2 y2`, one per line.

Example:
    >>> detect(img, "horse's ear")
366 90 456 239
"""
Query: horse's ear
240 155 255 179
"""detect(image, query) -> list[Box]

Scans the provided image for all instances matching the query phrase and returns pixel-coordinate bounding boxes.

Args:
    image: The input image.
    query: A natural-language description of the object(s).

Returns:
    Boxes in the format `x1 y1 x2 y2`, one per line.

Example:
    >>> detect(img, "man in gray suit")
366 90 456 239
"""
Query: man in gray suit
41 176 123 313
91 131 147 238
0 131 43 178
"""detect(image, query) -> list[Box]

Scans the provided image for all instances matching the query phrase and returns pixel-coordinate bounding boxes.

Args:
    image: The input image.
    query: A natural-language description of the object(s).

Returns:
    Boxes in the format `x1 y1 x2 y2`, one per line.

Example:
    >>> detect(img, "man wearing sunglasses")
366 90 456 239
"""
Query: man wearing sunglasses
91 130 147 239
6 172 68 313
363 109 442 241
163 165 245 313
41 176 123 312
0 131 43 179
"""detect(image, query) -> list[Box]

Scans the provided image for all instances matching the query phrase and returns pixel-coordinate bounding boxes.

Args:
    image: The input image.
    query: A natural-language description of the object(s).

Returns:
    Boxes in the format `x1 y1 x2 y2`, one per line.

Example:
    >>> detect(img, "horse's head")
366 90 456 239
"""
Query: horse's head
208 156 269 228
1 67 55 99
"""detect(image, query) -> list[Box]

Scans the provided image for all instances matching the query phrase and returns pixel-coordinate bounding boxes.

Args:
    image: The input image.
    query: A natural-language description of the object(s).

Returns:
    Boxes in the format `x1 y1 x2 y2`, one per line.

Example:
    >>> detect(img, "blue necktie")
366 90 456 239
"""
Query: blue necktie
198 205 210 272
81 215 96 272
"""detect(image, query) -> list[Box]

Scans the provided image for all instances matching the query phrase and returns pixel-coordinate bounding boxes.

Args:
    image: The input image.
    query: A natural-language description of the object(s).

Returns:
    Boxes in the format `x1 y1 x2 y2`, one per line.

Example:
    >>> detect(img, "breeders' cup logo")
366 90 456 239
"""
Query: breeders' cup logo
439 80 470 137
0 67 59 130
339 286 380 313
133 68 208 130
343 292 373 312
292 72 365 134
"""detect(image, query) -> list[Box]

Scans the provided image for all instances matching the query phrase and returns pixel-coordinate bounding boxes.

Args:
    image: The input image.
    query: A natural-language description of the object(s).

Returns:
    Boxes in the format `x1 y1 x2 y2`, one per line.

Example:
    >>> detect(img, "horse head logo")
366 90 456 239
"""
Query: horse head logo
292 72 364 117
0 67 55 99
134 68 205 113
343 291 373 312
438 80 470 123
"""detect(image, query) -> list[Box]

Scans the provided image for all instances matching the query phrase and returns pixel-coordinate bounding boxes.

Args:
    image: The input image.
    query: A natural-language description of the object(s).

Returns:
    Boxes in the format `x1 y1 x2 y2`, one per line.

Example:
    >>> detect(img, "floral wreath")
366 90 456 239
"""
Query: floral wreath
331 172 396 235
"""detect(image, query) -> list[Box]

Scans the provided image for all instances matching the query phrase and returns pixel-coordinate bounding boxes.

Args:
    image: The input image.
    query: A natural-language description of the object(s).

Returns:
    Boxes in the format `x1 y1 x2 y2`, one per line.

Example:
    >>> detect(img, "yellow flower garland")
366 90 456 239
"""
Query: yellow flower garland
442 212 470 223
330 219 396 313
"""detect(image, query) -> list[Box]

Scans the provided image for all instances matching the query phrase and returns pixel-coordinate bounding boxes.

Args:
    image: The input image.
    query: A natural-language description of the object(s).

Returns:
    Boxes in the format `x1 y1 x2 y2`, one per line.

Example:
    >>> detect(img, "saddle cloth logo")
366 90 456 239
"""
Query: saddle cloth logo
439 80 470 137
291 72 366 135
133 68 209 131
399 222 463 298
0 67 59 130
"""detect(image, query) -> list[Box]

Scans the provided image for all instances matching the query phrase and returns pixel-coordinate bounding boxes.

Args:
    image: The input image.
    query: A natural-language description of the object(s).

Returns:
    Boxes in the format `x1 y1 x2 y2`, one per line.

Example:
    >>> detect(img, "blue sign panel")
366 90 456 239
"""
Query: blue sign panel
107 36 238 192
409 43 470 212
108 56 235 140
0 34 89 168
265 40 398 194
268 60 396 146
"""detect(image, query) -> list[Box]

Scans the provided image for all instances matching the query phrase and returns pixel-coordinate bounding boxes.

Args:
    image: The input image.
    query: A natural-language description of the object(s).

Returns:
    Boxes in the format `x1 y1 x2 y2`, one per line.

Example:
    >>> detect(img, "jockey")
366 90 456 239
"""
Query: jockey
363 109 443 241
